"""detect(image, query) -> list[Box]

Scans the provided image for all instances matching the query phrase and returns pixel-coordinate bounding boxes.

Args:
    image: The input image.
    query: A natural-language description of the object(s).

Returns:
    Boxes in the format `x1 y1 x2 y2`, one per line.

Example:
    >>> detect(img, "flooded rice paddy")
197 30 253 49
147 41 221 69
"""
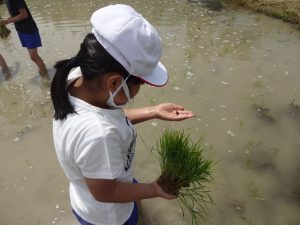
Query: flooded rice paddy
0 0 299 224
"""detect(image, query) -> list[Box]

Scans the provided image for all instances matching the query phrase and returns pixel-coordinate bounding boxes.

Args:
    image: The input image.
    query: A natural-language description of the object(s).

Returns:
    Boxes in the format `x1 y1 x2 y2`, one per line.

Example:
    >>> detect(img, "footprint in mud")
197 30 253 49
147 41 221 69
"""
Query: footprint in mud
289 100 300 118
188 0 223 11
46 67 56 80
293 184 300 200
230 199 246 215
28 75 51 88
279 167 300 203
252 104 276 124
0 61 20 82
245 149 278 173
251 101 300 129
231 141 279 174
10 61 21 76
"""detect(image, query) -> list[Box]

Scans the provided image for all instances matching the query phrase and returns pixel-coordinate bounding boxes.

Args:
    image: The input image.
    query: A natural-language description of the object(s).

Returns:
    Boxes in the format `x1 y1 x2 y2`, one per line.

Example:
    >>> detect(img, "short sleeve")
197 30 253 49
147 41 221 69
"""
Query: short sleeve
75 132 124 180
16 0 26 10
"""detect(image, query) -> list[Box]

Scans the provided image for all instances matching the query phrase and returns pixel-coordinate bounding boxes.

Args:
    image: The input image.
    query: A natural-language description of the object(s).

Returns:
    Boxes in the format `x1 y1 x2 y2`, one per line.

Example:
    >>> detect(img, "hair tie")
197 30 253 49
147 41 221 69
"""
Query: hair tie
68 57 78 67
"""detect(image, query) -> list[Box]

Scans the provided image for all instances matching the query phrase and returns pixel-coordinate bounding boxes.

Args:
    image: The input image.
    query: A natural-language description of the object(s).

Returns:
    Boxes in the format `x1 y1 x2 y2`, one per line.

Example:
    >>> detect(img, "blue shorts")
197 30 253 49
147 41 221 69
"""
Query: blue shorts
72 179 139 225
17 32 42 49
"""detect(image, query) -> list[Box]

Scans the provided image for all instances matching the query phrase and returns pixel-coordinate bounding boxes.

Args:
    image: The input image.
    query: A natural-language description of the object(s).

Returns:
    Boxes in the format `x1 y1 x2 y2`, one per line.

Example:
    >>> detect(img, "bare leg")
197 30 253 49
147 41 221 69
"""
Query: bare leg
27 48 49 80
0 54 9 72
0 54 11 80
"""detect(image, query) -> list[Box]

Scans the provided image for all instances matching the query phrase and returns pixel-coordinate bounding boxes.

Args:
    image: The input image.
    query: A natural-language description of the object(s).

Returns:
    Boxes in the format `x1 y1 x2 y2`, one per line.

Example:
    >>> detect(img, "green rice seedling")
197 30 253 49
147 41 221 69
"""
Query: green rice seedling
154 129 214 225
0 15 11 39
0 25 10 39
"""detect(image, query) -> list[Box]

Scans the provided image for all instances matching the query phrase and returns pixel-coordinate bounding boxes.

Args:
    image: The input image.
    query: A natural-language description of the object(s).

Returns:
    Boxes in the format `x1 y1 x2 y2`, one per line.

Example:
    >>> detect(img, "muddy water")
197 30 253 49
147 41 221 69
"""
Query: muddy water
1 0 300 224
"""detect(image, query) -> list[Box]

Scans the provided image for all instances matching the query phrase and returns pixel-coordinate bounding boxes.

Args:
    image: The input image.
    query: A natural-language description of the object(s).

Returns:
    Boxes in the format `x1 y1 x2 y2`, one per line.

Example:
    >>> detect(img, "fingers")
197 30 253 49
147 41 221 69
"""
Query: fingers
159 103 184 110
175 110 194 116
170 103 185 110
157 103 195 121
163 192 177 200
172 110 195 120
153 181 177 200
160 110 194 121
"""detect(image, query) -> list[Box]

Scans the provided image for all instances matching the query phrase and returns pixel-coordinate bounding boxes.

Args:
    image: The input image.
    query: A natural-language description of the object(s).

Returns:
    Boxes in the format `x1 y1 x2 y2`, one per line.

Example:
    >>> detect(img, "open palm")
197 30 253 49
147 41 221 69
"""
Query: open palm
155 103 194 121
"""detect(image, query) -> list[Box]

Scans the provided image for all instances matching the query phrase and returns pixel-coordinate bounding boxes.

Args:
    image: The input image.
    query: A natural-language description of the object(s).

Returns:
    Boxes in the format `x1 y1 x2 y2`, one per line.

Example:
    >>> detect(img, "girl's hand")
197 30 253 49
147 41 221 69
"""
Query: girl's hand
0 20 7 26
154 103 194 121
152 181 177 200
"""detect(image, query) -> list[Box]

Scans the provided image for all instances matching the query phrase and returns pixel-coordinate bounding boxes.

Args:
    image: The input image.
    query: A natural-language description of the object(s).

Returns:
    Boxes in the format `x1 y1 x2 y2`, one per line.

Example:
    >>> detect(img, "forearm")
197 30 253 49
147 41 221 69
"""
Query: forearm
3 15 26 24
86 178 160 203
2 9 28 25
105 182 158 203
124 106 157 124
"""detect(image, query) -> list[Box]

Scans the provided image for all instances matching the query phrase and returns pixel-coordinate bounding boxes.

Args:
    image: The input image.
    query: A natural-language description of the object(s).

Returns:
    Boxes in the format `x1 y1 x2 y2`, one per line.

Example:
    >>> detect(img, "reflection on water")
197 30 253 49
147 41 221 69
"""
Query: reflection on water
0 0 299 224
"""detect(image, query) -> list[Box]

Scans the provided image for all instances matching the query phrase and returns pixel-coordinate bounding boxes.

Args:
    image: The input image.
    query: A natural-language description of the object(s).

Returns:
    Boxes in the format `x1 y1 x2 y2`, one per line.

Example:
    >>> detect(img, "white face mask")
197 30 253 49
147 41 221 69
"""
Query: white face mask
106 76 132 109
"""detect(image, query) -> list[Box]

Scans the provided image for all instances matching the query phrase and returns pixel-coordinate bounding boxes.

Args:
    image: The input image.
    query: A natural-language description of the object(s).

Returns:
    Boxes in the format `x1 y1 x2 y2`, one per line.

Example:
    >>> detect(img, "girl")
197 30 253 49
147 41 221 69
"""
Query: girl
51 4 194 225
0 0 49 80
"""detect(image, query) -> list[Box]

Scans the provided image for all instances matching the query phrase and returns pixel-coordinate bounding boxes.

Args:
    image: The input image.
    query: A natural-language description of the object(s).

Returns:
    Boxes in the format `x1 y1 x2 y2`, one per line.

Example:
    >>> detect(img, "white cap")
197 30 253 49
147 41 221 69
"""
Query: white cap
90 4 168 86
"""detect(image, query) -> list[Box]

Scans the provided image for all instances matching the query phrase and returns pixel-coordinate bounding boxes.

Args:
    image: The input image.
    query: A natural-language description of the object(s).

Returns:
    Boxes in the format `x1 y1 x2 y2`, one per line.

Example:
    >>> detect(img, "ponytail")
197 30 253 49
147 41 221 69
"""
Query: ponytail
51 59 76 120
51 33 129 120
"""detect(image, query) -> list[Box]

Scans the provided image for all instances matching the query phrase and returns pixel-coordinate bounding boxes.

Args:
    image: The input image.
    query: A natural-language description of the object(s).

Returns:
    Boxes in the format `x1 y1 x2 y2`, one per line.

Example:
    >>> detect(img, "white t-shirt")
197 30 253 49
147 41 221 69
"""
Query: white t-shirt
52 67 137 225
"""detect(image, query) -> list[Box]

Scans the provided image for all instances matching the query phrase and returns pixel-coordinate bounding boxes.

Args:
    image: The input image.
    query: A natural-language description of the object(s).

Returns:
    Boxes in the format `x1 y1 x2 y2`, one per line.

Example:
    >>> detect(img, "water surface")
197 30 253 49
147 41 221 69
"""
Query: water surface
0 0 299 224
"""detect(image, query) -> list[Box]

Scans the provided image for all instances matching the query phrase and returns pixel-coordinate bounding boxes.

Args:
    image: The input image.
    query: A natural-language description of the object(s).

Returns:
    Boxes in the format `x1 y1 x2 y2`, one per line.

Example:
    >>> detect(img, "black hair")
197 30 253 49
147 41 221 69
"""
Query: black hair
51 33 129 120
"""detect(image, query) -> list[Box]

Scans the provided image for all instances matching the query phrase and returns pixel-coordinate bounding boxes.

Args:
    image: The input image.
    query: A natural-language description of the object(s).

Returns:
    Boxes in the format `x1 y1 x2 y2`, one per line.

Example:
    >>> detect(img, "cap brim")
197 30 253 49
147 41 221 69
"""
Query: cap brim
137 62 168 87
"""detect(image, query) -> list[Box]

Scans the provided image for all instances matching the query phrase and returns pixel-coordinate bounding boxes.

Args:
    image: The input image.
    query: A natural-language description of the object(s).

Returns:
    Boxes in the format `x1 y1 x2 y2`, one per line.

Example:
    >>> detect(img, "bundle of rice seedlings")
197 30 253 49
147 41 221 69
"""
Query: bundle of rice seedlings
155 129 214 225
0 16 11 39
0 25 10 39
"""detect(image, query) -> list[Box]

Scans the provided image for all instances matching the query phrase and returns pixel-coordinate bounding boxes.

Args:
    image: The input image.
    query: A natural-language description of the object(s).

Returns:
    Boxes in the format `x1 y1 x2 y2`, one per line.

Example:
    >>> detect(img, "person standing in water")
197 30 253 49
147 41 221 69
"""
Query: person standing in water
0 0 49 80
51 4 194 225
0 53 11 79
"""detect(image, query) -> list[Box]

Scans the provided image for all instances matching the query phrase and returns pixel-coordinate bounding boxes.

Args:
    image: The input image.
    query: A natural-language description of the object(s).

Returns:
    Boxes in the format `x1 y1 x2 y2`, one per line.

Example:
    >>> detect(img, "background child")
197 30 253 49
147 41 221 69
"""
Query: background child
51 4 194 225
0 2 10 80
0 53 11 79
0 0 49 80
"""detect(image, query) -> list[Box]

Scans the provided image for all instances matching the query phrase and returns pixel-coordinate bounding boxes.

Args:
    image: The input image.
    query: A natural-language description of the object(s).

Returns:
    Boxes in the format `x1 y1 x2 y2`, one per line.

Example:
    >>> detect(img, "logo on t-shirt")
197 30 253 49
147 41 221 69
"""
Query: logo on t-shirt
125 119 136 172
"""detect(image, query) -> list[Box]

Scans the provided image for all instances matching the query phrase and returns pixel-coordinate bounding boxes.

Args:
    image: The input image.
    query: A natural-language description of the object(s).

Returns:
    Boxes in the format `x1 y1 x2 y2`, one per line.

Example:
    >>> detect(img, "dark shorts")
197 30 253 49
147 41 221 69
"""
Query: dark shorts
73 179 139 225
17 32 42 49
